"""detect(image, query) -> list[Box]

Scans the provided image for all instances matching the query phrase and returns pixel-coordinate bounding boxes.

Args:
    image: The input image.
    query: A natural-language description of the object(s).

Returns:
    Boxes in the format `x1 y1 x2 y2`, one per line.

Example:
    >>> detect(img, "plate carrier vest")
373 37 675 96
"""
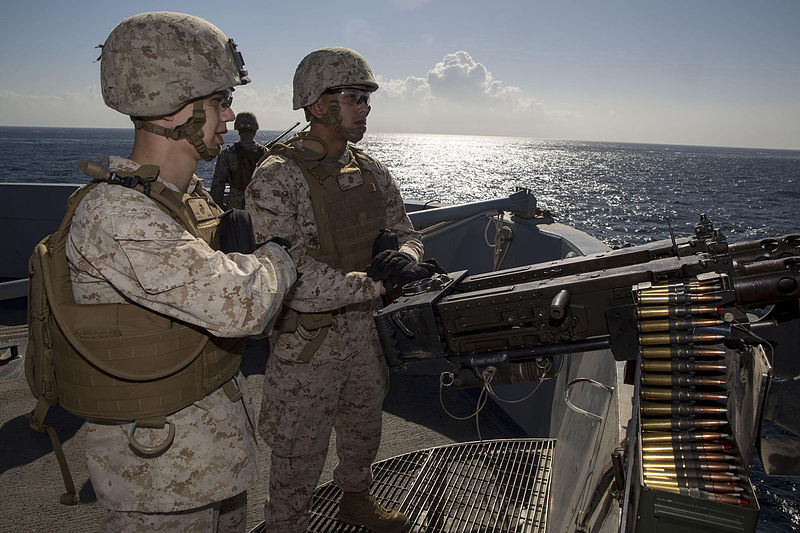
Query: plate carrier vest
268 135 389 361
26 163 243 505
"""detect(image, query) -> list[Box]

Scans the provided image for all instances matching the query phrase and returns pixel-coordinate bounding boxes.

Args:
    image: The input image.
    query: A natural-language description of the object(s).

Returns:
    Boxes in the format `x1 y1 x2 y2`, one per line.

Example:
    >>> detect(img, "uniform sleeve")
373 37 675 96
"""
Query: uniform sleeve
68 184 296 338
210 149 231 207
246 157 381 313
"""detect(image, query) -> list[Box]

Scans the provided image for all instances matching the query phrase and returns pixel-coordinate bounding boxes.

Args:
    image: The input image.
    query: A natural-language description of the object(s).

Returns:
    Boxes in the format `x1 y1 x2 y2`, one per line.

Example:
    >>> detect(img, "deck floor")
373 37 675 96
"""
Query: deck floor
0 333 527 532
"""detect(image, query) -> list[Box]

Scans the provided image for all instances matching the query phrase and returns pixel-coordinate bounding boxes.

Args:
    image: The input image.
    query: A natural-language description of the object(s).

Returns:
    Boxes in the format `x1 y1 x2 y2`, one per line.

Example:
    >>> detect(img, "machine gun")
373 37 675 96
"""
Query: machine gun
374 216 800 487
375 215 799 377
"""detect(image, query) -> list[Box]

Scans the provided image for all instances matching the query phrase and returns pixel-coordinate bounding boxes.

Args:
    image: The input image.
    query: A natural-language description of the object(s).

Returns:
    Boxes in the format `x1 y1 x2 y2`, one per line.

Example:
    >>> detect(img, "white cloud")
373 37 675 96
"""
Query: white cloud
368 51 549 137
426 51 495 100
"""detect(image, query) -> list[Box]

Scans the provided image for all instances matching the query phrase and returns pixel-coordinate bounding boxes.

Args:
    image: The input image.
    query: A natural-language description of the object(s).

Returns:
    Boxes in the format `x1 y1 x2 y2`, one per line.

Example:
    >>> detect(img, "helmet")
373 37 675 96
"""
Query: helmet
101 11 250 117
234 112 259 131
292 47 378 110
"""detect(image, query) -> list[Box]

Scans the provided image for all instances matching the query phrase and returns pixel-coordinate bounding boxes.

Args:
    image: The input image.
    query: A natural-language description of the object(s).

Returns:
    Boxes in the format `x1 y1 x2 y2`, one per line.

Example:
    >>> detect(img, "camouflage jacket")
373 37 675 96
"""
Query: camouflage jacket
65 156 296 512
246 144 423 314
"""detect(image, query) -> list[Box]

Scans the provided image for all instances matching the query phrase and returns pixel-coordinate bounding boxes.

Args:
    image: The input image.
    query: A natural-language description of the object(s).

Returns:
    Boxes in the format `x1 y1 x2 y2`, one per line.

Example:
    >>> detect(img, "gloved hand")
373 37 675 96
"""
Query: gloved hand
366 250 414 282
218 209 256 254
372 228 399 257
395 258 447 286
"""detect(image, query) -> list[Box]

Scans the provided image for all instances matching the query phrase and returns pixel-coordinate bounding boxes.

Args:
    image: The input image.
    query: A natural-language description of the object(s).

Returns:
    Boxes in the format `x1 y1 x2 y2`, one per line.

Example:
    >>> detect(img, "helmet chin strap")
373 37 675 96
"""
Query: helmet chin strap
311 100 364 143
132 101 220 162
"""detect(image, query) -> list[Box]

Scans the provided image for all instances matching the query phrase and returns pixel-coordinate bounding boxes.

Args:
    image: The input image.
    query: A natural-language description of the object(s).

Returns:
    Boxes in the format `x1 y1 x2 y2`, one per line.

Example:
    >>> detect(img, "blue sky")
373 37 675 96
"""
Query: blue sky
1 0 798 149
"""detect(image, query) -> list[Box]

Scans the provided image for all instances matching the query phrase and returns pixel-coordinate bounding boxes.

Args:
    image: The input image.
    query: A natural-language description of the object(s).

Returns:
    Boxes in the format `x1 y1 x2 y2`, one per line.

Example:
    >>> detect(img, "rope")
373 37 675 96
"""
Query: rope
483 213 512 270
438 371 490 441
438 358 559 441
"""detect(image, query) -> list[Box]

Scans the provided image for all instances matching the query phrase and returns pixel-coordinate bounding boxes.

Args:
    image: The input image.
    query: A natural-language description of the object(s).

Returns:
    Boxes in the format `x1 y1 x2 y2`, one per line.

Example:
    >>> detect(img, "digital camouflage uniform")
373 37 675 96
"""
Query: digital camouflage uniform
210 140 268 209
246 146 422 532
66 156 296 530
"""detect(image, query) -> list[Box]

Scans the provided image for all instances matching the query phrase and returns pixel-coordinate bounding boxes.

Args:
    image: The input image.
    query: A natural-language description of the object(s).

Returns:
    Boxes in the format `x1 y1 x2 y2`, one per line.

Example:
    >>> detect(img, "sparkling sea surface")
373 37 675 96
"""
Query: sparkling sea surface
0 126 798 530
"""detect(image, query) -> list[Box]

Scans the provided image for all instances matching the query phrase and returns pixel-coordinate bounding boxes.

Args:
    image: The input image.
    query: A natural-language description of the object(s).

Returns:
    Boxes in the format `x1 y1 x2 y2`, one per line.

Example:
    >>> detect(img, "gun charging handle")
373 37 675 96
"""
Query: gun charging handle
550 289 570 320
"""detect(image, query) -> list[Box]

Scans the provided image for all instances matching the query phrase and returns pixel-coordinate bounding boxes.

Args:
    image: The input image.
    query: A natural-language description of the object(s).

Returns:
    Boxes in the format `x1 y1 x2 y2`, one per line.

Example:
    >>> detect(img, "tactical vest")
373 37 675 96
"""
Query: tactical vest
269 136 389 272
26 164 243 504
230 141 268 192
267 136 389 361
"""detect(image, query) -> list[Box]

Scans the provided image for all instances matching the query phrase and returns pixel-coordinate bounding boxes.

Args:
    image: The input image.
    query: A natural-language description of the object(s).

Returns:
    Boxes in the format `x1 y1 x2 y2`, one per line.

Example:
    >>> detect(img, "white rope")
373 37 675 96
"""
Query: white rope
483 213 512 271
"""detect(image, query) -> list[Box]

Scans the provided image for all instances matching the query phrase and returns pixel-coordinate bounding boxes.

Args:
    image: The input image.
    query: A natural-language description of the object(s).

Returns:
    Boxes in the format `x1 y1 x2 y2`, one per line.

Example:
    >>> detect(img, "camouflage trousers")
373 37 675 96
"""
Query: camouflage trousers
258 323 388 533
99 491 247 533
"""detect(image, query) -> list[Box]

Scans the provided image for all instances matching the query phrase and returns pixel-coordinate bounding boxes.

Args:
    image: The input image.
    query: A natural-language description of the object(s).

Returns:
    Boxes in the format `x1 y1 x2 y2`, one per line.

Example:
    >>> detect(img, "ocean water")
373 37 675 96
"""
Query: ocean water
1 126 798 530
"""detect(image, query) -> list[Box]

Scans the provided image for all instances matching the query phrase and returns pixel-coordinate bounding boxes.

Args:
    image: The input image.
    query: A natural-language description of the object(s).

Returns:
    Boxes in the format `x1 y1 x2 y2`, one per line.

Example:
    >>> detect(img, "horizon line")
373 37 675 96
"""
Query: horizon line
0 124 797 153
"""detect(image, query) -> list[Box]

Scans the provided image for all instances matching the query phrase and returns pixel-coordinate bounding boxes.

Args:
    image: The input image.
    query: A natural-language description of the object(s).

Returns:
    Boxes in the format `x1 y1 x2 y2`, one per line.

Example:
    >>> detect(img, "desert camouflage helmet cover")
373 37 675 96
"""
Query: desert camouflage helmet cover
234 112 259 131
293 47 379 110
101 11 250 117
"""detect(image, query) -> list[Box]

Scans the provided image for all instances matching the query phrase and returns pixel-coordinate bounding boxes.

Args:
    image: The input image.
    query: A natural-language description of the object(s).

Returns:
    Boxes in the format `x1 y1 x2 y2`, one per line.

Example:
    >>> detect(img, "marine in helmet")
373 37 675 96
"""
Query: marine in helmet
210 112 268 209
246 47 434 532
63 12 296 531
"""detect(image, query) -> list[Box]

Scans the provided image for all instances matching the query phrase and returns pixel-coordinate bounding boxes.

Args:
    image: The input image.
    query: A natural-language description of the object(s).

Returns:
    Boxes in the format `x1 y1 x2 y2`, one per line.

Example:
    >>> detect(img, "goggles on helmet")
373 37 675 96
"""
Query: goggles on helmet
324 87 371 107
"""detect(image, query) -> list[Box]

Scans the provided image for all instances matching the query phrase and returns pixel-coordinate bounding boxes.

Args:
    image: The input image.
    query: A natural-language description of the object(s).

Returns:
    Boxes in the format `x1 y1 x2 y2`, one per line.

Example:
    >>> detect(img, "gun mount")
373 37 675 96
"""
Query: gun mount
374 216 800 496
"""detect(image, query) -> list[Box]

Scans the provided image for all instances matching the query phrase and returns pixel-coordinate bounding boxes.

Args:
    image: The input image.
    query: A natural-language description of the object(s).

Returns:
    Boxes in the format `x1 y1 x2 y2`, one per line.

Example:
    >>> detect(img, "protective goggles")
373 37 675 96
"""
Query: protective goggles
324 87 371 107
215 89 234 109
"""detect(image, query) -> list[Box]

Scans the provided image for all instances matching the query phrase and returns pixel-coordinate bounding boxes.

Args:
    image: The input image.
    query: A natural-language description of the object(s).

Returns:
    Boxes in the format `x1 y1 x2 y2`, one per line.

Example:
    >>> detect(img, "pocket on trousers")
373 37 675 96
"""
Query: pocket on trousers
258 394 302 455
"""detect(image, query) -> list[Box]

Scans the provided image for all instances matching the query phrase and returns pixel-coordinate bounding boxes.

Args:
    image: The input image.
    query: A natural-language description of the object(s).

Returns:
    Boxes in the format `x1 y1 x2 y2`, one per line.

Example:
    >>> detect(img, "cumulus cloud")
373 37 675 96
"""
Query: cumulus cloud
368 50 548 136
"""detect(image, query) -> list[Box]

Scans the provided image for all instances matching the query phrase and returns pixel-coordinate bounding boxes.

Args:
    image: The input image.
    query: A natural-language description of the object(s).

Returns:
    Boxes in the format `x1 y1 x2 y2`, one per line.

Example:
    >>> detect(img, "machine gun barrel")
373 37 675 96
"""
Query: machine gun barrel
458 230 800 293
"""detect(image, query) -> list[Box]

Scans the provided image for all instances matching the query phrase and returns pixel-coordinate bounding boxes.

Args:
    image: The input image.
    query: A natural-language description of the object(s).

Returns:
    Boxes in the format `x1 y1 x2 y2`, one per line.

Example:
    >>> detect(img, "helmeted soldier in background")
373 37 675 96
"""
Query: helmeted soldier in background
57 12 296 532
246 47 439 533
211 111 268 209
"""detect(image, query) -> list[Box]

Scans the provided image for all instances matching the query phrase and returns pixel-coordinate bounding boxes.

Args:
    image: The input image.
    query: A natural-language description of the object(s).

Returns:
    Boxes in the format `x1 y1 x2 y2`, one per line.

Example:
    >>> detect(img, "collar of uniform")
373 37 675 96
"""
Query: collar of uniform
107 155 199 193
297 140 352 166
108 155 140 173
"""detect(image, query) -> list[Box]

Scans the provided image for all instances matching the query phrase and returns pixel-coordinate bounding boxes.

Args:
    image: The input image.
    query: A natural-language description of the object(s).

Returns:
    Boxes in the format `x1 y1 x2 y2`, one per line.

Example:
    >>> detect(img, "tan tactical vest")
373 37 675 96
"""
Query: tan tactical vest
267 136 389 361
269 135 389 272
26 165 243 504
230 142 268 192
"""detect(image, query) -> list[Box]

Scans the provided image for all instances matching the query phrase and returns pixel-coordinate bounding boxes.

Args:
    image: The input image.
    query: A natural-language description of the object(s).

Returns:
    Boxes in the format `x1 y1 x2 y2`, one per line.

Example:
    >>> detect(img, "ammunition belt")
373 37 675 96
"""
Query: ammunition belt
634 279 751 507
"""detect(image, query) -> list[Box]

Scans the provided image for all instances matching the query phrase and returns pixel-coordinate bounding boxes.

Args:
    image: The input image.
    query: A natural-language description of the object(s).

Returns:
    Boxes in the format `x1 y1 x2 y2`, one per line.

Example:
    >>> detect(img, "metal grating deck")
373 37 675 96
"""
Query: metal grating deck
301 438 554 533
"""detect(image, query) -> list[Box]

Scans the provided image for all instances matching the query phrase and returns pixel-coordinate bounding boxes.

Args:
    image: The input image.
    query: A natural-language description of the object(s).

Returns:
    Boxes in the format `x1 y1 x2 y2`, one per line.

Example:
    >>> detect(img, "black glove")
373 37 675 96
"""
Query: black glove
394 258 447 286
372 228 399 257
218 209 256 254
366 250 414 282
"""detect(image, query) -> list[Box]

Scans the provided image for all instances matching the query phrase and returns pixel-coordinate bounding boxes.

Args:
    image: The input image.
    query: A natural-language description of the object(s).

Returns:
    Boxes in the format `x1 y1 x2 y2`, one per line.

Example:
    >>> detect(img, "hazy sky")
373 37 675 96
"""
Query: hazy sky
1 0 798 149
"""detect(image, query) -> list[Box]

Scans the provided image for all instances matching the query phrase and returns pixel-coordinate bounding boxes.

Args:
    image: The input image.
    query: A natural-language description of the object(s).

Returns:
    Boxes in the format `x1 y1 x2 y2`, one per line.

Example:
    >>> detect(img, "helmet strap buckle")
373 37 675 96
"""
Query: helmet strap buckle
132 101 220 162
